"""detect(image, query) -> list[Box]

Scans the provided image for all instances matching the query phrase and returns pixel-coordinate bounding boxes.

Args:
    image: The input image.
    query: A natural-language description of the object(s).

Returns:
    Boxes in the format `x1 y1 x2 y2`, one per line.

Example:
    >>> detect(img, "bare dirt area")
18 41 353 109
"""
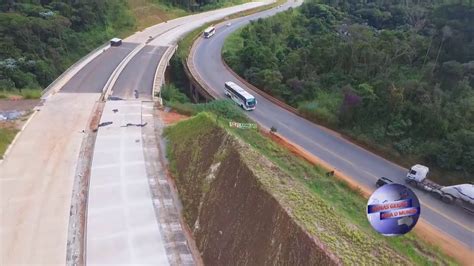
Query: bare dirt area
0 121 16 130
159 109 189 125
0 99 40 112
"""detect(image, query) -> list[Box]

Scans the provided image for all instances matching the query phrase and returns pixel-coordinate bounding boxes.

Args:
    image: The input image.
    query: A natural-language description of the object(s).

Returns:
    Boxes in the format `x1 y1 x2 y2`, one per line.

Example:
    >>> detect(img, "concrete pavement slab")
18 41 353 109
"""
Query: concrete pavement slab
0 93 100 265
86 101 170 265
112 45 167 100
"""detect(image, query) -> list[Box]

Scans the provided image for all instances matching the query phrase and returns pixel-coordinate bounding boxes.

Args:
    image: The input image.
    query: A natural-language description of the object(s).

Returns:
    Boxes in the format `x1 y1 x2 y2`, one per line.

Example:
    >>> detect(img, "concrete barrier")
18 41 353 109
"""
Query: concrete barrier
42 42 110 99
153 44 178 102
100 43 146 101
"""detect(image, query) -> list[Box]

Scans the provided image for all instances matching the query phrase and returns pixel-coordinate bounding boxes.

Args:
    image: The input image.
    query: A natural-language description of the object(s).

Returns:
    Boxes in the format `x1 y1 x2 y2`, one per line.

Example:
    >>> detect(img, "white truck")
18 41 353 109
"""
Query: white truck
406 164 474 212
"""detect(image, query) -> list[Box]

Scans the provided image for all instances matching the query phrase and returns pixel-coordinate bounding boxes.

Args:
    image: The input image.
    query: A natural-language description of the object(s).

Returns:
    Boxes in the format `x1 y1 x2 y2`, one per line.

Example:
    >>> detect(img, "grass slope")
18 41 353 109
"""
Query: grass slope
0 126 18 159
164 106 457 265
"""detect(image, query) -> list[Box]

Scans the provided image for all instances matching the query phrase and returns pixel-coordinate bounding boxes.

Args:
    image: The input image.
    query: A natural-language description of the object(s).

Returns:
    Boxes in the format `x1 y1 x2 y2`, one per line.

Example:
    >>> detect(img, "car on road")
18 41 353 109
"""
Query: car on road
376 177 394 187
110 38 122 46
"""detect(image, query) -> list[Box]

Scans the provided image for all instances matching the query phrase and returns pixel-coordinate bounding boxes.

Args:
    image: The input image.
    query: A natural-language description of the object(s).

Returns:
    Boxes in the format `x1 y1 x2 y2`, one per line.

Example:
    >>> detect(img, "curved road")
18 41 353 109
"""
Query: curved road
192 0 474 250
0 2 271 265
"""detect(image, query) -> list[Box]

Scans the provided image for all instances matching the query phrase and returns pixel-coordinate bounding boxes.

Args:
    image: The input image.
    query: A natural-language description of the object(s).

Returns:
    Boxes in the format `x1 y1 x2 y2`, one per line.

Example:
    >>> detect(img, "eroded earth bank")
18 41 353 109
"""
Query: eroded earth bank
164 113 414 265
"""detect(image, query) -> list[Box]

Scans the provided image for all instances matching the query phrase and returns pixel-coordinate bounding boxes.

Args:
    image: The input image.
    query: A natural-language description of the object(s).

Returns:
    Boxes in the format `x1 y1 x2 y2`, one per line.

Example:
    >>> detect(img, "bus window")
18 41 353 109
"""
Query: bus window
246 99 256 107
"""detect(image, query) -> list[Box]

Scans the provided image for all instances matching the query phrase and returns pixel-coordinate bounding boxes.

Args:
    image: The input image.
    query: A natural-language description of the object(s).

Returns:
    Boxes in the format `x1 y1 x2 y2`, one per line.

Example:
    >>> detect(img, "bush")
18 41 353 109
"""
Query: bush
21 89 42 99
194 100 248 121
169 99 248 122
161 84 190 103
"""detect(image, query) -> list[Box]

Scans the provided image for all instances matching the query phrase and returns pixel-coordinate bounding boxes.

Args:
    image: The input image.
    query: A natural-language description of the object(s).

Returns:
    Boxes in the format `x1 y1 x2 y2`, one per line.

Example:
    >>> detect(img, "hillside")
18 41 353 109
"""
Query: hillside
223 0 474 185
0 0 135 96
164 110 456 265
0 0 244 97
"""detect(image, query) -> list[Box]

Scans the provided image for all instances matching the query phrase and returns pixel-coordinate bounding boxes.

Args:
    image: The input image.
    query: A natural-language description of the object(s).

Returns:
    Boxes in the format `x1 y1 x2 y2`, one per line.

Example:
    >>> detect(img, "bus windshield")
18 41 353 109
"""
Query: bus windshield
246 98 256 107
204 27 215 38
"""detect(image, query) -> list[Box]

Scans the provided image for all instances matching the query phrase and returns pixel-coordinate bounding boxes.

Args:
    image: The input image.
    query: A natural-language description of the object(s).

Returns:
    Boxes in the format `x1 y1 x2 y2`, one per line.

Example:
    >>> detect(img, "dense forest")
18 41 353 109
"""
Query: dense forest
0 0 135 94
224 0 474 183
163 0 246 11
0 0 243 96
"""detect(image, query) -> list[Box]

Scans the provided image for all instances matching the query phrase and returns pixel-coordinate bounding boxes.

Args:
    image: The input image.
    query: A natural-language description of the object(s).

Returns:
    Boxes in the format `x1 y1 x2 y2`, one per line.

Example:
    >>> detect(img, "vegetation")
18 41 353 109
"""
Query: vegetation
0 126 18 159
164 110 456 265
0 0 249 97
127 0 188 29
162 0 249 11
0 89 41 99
0 0 136 95
223 0 474 184
168 0 285 97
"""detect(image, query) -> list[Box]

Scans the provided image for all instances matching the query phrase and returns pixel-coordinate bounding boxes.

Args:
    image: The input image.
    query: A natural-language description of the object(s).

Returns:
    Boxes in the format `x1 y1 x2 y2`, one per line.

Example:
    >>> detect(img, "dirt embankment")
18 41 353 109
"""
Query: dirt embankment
165 113 410 265
166 115 338 265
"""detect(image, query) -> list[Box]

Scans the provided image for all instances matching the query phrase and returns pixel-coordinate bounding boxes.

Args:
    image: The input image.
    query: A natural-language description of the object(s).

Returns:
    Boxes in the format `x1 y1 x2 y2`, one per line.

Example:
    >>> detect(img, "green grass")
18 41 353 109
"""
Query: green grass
127 0 189 30
0 127 18 159
222 28 244 55
199 0 252 11
223 119 456 265
0 89 42 99
165 103 457 265
176 0 286 61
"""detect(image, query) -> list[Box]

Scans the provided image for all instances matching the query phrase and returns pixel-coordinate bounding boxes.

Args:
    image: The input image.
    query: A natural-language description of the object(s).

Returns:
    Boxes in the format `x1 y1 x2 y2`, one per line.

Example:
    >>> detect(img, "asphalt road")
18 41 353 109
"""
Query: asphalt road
61 42 138 93
192 1 474 248
111 45 167 100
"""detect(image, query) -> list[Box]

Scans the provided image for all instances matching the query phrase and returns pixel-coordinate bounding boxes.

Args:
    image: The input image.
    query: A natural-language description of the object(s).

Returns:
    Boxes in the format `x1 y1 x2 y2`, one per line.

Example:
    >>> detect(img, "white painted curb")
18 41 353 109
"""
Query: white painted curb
153 45 178 102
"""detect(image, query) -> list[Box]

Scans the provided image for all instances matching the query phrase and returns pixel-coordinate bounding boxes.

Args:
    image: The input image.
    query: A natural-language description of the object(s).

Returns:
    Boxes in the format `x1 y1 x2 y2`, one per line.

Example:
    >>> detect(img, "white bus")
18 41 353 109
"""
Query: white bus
224 81 256 111
203 26 216 38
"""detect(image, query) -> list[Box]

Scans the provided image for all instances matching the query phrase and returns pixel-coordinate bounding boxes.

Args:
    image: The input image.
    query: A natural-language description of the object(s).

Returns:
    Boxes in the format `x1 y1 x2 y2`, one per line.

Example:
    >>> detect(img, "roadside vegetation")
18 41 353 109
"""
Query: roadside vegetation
159 2 457 262
0 0 135 97
0 0 247 98
163 99 457 264
167 0 285 103
162 0 250 11
222 0 474 185
127 0 188 30
0 124 18 159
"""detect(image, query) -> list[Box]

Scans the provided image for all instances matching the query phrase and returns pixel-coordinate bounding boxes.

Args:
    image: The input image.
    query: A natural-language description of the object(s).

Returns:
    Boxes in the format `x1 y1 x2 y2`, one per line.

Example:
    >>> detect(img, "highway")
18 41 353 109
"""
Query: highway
83 2 273 264
112 45 167 100
191 0 474 250
0 1 271 265
62 43 138 93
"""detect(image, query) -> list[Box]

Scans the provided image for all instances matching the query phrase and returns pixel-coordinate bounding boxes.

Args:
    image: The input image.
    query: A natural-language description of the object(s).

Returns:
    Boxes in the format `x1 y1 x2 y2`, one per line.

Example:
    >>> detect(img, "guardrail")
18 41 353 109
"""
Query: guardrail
186 36 219 100
42 42 110 99
185 0 285 102
153 44 178 104
187 16 300 115
221 59 299 114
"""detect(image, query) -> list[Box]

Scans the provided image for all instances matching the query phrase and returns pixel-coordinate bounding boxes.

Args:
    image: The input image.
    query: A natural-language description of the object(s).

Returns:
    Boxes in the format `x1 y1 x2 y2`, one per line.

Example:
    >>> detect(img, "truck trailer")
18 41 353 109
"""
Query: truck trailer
406 164 474 212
